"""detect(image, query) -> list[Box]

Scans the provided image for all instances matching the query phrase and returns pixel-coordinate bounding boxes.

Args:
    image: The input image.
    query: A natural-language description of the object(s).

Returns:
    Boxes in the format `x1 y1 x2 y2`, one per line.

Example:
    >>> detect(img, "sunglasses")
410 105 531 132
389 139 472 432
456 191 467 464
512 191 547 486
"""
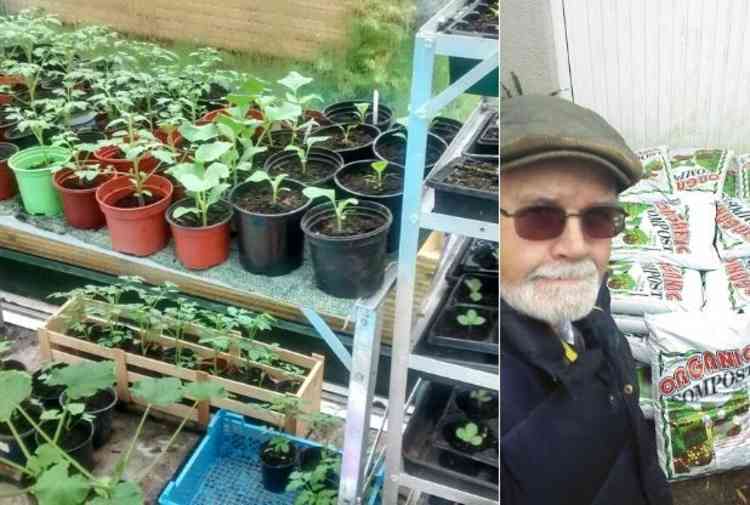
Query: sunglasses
500 204 626 240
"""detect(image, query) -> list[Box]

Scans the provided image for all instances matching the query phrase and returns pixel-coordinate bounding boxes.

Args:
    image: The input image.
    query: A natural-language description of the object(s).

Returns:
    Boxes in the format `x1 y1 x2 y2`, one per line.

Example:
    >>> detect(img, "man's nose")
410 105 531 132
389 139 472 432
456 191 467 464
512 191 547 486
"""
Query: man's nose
550 216 591 260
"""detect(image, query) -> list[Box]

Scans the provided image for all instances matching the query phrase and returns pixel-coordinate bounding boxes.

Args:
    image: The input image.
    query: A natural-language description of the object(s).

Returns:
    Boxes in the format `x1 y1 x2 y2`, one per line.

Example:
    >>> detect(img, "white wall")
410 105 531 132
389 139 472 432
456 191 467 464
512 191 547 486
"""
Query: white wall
500 0 559 95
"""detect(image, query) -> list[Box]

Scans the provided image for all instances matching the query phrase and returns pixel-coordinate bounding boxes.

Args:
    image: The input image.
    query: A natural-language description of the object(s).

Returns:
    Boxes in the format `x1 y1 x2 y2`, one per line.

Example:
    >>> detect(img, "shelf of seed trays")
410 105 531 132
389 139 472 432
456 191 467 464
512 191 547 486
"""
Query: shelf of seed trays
605 145 750 484
380 0 499 503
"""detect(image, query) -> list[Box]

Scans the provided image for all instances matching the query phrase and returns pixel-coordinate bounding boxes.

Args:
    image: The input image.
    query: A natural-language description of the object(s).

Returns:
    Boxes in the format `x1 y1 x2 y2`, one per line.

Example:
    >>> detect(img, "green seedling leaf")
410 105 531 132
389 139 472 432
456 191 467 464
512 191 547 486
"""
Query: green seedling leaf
67 403 86 416
464 277 483 302
32 462 91 505
172 206 199 219
195 141 233 164
89 481 144 505
0 370 32 422
184 381 227 401
469 389 493 404
27 443 66 475
278 71 314 94
46 361 115 401
130 377 183 406
302 187 336 204
457 309 486 327
178 123 218 143
455 422 484 447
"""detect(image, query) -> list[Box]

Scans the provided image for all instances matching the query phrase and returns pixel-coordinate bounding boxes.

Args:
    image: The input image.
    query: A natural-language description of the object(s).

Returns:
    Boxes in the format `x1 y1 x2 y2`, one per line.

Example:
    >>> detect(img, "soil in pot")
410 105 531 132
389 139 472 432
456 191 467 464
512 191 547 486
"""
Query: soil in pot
264 148 342 186
315 124 378 152
374 129 448 176
455 389 498 421
231 180 311 276
310 209 385 237
61 387 118 449
444 157 497 192
323 101 393 131
36 419 95 471
260 439 297 493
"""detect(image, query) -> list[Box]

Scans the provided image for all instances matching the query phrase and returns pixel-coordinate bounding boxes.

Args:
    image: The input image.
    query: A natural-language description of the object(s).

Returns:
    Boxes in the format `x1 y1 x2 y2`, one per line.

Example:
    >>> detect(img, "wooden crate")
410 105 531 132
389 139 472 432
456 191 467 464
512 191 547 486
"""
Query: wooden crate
38 297 325 436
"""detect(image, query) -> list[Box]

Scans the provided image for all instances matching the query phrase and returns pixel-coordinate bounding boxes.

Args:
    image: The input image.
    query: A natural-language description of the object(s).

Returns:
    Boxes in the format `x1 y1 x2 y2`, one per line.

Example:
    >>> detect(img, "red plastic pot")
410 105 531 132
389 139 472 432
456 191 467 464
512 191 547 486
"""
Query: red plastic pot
94 145 160 174
154 128 184 148
0 142 19 200
166 198 232 270
197 108 264 140
53 167 114 229
95 175 173 256
0 94 13 106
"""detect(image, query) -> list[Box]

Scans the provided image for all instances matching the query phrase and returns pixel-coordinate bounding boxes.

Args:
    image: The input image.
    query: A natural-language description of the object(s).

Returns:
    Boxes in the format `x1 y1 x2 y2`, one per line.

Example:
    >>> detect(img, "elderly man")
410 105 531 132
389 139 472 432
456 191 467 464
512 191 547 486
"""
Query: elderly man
500 96 672 505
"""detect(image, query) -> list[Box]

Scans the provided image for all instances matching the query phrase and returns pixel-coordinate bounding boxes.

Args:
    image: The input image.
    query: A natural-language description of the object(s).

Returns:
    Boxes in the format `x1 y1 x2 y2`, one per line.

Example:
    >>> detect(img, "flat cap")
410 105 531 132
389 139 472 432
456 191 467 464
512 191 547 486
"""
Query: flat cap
501 95 642 190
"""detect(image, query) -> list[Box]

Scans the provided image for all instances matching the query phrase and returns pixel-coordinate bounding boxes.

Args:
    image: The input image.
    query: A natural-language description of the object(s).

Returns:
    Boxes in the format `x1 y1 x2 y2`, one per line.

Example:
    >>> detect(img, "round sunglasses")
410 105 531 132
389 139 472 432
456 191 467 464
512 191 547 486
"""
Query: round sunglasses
500 204 627 240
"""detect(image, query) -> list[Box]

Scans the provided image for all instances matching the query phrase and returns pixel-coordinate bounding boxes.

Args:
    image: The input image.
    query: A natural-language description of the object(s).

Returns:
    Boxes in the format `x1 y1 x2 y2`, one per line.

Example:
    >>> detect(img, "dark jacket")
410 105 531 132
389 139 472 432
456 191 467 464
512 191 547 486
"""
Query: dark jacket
501 285 672 505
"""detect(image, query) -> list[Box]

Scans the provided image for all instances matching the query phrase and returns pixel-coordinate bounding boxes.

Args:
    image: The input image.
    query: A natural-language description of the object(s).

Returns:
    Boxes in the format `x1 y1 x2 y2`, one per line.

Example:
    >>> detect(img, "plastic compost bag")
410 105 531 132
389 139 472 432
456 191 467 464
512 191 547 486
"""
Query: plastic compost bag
703 259 750 313
647 312 750 481
716 198 750 260
627 334 653 364
607 258 703 315
612 195 719 270
734 153 750 200
621 146 675 200
615 315 649 335
669 148 734 196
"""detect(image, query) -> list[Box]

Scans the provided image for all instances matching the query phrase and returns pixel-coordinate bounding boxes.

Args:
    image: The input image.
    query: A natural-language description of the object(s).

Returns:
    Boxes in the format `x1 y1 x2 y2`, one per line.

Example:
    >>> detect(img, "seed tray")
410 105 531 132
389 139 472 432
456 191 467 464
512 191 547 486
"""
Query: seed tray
159 410 383 505
427 301 498 355
442 0 499 39
426 157 498 223
402 382 498 501
446 239 499 284
448 273 498 308
432 388 498 468
463 113 499 158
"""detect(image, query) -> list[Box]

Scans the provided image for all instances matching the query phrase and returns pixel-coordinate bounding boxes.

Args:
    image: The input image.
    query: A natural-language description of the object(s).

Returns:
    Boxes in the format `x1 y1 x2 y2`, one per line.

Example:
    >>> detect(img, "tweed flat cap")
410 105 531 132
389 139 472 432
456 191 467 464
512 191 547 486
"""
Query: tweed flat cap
501 95 642 190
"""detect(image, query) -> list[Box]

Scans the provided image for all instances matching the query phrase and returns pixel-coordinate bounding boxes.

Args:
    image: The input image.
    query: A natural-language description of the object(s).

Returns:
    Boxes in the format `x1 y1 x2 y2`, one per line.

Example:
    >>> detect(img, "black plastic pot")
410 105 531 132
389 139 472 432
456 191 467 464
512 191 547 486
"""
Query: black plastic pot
334 159 404 253
31 364 67 409
430 117 464 146
1 359 27 372
323 100 393 132
35 419 95 472
60 386 118 449
298 446 323 471
312 123 381 164
68 110 98 131
425 156 498 223
260 440 297 493
4 125 39 150
373 128 448 177
263 147 343 187
0 403 40 467
230 179 312 276
301 201 392 298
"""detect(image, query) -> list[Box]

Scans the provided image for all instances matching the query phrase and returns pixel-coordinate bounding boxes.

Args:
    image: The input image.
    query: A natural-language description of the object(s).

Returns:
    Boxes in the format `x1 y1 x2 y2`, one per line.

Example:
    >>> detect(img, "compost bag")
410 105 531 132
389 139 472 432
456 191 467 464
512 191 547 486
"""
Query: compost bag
703 258 750 313
716 198 750 261
621 146 675 200
669 148 733 196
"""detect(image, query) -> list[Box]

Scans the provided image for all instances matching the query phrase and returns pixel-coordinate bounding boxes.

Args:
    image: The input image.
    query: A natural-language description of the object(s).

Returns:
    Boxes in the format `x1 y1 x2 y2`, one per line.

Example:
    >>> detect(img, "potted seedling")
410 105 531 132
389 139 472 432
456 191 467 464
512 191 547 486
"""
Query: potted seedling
264 134 342 187
334 158 404 253
257 99 304 154
260 433 298 493
448 420 490 453
51 129 114 229
277 71 325 125
94 110 176 256
313 102 381 164
230 170 312 275
428 303 497 355
456 388 498 421
0 370 226 505
323 99 392 132
6 101 71 216
0 336 26 372
166 142 233 270
373 126 448 177
452 274 498 307
287 447 342 505
50 361 118 450
300 187 392 298
163 297 200 368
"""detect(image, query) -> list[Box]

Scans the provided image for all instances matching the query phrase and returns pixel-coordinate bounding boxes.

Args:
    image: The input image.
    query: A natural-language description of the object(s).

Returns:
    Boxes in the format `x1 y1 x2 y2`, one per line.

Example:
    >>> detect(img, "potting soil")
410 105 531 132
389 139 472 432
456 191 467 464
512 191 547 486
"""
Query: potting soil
646 312 750 481
669 148 733 196
612 195 719 270
621 146 675 200
607 258 703 315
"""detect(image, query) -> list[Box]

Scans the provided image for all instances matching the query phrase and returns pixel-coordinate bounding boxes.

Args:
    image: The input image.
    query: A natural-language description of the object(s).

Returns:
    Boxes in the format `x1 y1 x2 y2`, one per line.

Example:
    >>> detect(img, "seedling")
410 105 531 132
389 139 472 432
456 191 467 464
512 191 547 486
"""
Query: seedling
284 135 329 175
164 297 199 367
464 277 483 303
340 102 369 145
302 187 358 233
246 170 290 205
265 435 291 457
277 71 321 110
366 160 390 191
167 142 232 227
455 422 485 447
287 447 342 505
299 411 341 439
457 309 486 327
469 389 493 404
51 130 110 185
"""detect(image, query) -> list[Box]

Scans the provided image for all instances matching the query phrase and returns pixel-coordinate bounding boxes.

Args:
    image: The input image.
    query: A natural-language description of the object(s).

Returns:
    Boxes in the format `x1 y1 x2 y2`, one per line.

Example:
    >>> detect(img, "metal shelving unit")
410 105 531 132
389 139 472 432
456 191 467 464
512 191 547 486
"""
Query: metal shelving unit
382 0 499 503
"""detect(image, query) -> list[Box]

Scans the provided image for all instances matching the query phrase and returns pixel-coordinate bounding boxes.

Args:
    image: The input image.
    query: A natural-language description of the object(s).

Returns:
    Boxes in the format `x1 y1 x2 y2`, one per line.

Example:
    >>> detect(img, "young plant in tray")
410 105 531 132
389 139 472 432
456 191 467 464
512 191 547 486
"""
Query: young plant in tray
0 369 226 505
464 277 484 303
455 421 486 448
457 308 486 328
164 298 200 368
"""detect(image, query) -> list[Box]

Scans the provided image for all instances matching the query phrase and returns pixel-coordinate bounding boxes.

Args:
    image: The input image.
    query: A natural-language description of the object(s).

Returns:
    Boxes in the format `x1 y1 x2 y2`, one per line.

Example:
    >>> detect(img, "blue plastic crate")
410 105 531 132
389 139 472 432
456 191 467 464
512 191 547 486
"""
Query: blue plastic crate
159 410 383 505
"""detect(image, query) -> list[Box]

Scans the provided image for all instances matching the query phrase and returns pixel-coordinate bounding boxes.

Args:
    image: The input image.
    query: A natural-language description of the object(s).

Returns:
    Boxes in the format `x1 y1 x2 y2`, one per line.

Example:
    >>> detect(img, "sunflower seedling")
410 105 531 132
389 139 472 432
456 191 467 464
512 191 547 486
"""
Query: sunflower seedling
302 187 358 233
457 309 486 327
455 422 485 447
246 170 290 205
464 277 483 303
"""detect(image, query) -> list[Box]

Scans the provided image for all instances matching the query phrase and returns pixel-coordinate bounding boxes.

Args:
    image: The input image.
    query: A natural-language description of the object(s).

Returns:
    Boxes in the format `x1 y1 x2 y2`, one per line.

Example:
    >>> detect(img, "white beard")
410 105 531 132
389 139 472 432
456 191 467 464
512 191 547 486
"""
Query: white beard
502 259 602 325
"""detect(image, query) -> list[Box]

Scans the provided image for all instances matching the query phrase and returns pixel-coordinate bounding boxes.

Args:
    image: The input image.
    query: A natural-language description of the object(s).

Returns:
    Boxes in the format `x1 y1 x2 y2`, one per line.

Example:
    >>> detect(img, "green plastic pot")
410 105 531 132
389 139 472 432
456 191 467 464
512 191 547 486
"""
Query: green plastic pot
8 146 71 216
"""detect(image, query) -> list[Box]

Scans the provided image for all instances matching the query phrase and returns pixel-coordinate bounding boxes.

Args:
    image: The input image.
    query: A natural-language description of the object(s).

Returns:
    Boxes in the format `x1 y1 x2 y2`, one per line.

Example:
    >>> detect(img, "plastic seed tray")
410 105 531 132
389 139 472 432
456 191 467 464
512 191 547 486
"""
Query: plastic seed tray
159 410 383 505
463 112 498 158
426 301 498 355
442 0 499 39
425 157 499 223
446 239 499 284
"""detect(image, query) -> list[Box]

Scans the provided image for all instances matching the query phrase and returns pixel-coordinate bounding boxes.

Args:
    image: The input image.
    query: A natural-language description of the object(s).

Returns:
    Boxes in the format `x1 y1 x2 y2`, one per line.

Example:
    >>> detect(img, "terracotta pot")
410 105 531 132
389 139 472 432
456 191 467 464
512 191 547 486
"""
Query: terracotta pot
0 75 24 86
53 167 114 229
166 198 232 270
95 175 173 256
154 128 184 148
94 145 160 174
0 94 13 106
0 142 19 200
